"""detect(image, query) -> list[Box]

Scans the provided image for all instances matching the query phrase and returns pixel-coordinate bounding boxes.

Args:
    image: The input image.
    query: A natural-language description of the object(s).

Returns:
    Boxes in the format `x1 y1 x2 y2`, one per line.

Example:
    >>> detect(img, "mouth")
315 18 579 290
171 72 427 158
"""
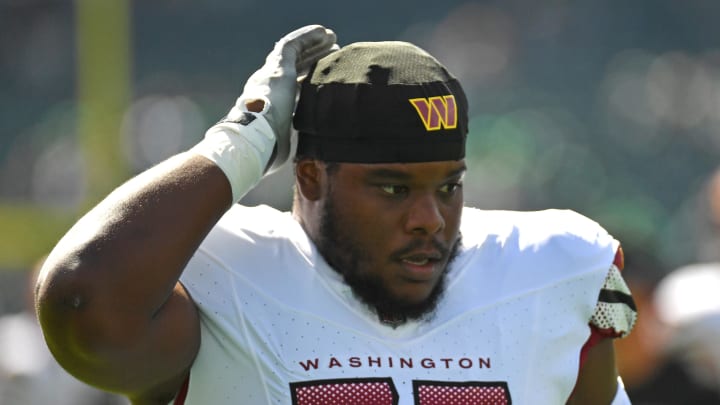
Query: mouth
403 257 432 265
399 252 444 282
401 252 441 265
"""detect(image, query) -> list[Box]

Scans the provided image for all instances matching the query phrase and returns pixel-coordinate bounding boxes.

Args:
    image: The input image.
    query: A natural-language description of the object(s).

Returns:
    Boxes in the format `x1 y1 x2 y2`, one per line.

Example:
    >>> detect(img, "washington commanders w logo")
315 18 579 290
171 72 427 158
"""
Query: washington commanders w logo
409 95 458 131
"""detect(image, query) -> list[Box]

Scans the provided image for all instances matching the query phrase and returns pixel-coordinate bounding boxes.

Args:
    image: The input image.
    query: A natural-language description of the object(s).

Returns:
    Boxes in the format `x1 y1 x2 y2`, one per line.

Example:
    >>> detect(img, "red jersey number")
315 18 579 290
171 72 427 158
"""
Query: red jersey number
290 378 511 405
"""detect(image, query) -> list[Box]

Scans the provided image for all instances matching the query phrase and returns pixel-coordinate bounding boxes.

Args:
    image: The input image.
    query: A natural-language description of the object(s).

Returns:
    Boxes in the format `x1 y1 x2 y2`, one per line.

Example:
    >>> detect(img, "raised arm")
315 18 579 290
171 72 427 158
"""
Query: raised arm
36 154 230 403
34 25 337 404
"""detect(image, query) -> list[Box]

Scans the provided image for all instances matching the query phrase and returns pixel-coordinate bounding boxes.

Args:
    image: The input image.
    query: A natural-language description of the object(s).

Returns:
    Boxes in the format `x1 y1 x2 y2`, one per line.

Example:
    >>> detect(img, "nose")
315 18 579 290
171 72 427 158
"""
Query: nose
404 193 445 235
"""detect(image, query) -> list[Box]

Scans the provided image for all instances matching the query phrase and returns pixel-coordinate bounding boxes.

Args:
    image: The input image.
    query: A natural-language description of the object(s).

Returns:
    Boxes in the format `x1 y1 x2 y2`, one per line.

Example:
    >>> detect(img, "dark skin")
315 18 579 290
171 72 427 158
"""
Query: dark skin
296 159 465 309
35 152 621 404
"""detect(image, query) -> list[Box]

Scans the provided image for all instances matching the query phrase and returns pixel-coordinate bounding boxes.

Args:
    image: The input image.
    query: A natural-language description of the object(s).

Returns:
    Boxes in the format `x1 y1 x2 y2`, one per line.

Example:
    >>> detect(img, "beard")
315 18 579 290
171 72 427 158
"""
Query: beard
314 193 461 325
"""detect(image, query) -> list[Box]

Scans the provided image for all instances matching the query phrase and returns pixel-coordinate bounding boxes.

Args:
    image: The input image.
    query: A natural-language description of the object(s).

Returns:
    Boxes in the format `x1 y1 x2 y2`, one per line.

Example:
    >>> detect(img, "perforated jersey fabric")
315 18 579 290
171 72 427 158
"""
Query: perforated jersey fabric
177 205 634 404
590 264 637 338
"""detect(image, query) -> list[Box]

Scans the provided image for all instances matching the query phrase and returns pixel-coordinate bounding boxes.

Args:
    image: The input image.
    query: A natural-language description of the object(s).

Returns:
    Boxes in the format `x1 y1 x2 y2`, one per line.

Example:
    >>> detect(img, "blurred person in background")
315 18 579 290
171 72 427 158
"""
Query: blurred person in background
619 163 720 404
649 262 720 404
34 25 636 404
615 246 720 404
0 256 126 405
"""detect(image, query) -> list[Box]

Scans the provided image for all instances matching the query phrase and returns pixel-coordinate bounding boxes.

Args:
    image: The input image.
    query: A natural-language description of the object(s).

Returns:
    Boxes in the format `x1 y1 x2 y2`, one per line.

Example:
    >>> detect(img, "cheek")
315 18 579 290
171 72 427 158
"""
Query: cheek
336 200 396 259
445 199 463 232
359 211 395 241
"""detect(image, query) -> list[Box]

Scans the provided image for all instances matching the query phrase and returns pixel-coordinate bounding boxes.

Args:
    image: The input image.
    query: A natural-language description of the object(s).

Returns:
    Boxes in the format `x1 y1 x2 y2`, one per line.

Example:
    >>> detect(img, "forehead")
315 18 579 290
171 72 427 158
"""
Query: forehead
334 160 466 181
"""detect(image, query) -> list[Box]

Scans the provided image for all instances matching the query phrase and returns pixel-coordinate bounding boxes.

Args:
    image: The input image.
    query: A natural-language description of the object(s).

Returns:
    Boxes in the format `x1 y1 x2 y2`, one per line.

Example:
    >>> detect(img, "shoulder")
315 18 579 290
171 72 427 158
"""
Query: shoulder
186 204 306 275
461 207 616 253
180 204 313 311
215 203 295 235
458 207 619 288
200 204 301 248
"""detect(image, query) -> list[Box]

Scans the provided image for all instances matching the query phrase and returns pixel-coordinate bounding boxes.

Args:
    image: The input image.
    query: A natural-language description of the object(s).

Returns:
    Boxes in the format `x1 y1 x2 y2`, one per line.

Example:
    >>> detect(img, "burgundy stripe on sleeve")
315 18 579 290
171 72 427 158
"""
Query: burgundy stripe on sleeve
173 374 190 405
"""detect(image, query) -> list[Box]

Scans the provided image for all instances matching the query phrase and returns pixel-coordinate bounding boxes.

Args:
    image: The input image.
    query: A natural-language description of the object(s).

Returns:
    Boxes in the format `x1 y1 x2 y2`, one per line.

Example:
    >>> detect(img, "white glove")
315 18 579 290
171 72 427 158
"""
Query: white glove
192 25 337 203
232 24 338 173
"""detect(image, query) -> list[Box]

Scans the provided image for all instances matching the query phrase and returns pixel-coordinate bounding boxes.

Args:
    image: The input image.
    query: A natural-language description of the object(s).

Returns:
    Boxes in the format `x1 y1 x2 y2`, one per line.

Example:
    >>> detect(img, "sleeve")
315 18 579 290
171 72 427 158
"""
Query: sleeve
576 247 639 386
589 246 637 339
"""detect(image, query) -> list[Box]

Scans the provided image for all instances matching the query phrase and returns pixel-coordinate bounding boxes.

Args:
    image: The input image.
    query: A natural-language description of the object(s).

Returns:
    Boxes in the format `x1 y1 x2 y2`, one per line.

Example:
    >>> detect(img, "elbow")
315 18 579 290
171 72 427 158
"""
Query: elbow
35 253 149 358
35 257 140 383
35 257 93 353
34 254 123 372
35 253 89 322
34 258 141 393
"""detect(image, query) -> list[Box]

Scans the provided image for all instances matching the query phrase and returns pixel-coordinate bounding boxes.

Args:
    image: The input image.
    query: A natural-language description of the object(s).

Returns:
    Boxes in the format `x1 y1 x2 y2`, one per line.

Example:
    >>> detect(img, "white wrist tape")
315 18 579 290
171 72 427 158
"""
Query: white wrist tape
191 111 276 203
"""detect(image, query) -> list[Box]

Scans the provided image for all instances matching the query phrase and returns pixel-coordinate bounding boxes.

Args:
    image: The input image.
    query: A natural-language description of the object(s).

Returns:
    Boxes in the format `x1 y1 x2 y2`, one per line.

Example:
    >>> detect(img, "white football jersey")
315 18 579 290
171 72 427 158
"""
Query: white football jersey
178 205 633 404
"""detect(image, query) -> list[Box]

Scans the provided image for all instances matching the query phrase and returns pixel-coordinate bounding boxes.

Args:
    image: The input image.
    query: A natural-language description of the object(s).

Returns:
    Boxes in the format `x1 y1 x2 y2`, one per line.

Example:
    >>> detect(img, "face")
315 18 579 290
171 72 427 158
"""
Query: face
313 160 465 322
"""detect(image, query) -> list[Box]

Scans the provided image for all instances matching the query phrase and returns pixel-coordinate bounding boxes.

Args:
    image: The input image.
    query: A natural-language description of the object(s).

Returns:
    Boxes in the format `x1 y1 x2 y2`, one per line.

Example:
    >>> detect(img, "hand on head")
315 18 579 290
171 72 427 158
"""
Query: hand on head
237 25 338 173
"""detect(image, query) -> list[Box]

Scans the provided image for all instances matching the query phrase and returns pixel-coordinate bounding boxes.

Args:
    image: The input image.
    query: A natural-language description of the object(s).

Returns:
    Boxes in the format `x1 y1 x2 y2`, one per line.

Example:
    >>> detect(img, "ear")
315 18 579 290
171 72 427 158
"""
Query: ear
295 159 324 201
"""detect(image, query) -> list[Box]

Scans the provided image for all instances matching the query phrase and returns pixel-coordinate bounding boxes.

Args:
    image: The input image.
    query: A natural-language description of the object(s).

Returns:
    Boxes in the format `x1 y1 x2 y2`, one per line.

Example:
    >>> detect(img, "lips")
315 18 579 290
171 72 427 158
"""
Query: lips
399 251 443 281
403 257 431 266
401 251 442 264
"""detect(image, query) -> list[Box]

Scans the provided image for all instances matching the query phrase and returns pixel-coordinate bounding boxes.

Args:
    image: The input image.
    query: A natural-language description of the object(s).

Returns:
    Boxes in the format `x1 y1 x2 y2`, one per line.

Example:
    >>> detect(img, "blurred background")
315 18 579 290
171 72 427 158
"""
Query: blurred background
2 0 720 404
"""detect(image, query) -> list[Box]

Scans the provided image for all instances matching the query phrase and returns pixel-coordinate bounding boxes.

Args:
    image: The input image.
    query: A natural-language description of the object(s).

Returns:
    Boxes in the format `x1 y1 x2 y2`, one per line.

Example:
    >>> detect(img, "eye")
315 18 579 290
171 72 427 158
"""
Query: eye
379 185 409 196
439 182 463 195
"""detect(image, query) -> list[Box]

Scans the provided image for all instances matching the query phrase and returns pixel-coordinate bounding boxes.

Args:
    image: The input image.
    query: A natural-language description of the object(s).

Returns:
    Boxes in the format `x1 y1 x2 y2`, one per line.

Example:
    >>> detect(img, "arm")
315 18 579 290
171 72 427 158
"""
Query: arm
36 154 230 403
35 25 337 404
568 246 637 404
566 338 621 405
